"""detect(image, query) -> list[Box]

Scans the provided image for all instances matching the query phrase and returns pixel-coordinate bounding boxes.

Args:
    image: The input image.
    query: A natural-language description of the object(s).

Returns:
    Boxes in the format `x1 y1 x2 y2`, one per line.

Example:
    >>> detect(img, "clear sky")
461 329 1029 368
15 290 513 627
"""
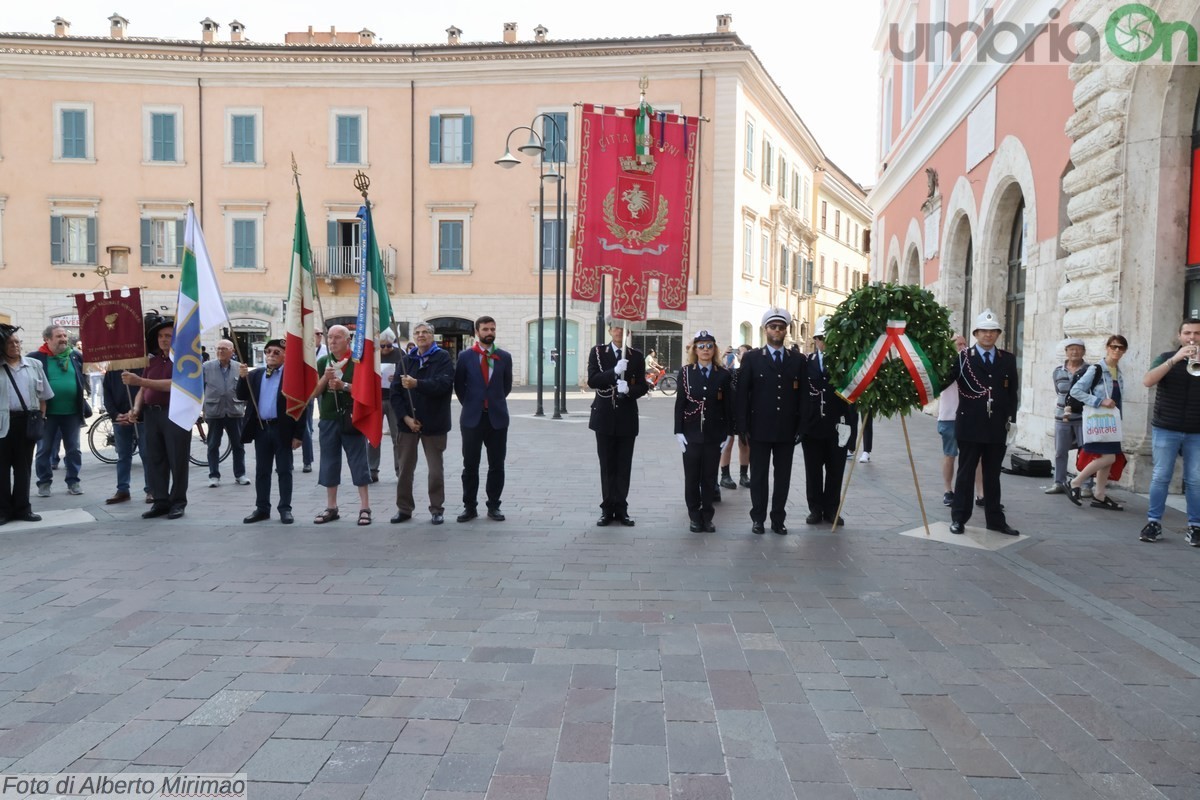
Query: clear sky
2 2 879 185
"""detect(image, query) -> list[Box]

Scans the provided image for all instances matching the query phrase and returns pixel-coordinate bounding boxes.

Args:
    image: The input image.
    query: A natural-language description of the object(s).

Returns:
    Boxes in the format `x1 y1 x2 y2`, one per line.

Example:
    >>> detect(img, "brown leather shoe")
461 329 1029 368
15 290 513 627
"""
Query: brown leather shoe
105 491 131 505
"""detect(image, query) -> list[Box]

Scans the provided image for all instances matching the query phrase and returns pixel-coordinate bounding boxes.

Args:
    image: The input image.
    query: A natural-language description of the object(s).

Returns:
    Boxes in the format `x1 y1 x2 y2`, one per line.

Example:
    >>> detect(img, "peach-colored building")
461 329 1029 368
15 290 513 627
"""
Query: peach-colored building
0 13 867 383
870 0 1200 488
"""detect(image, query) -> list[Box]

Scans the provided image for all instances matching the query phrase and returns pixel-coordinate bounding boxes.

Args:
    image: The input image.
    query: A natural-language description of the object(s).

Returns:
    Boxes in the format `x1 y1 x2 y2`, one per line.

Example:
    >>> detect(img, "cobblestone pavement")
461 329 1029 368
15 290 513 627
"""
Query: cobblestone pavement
1 392 1198 799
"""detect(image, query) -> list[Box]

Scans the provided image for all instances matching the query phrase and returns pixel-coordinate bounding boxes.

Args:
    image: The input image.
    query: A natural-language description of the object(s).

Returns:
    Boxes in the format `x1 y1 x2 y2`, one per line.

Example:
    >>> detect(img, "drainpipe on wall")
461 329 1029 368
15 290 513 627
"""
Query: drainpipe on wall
410 78 416 297
197 77 204 226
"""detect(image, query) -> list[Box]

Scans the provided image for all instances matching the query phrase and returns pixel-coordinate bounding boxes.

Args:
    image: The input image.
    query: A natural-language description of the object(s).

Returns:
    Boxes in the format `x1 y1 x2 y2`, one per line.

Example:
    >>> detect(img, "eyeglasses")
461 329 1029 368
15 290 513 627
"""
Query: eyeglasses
264 348 284 356
1108 344 1127 351
380 344 394 349
694 343 715 350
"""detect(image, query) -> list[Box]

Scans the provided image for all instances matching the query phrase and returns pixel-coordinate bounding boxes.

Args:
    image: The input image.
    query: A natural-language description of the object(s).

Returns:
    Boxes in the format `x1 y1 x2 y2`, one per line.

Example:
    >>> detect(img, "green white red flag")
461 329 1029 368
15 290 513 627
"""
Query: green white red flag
282 192 318 421
350 202 393 447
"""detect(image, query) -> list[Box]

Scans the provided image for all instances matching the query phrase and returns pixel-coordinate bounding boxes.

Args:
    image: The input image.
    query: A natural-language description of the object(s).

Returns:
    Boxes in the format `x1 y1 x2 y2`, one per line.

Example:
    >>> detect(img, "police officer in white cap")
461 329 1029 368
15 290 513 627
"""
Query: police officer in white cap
735 308 806 535
944 309 1020 536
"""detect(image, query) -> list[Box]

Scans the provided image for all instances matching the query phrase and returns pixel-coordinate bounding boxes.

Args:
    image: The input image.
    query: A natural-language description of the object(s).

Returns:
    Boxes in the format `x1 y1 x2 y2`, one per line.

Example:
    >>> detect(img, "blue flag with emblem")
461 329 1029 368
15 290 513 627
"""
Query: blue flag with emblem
169 207 229 431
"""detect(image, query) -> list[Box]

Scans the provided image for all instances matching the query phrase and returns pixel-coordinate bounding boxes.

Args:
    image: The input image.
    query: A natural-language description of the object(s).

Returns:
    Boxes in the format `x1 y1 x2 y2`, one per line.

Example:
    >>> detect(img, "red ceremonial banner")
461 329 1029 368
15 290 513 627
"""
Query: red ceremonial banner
74 288 148 370
572 103 699 321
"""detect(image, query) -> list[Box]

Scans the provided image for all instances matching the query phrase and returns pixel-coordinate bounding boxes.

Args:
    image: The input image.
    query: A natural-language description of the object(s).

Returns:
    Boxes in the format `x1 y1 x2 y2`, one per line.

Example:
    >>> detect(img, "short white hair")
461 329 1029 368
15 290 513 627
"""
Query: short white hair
378 328 397 344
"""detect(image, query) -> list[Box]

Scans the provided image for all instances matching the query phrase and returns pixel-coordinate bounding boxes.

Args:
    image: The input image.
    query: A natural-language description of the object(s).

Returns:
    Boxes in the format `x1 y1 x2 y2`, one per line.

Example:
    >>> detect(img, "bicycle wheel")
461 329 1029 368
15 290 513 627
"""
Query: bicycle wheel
659 375 678 396
88 414 118 464
188 419 234 467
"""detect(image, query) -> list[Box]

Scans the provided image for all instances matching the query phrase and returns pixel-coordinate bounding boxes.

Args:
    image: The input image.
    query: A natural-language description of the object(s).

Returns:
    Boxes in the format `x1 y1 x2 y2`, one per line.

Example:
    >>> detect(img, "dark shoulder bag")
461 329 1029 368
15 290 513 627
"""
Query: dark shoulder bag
4 364 45 442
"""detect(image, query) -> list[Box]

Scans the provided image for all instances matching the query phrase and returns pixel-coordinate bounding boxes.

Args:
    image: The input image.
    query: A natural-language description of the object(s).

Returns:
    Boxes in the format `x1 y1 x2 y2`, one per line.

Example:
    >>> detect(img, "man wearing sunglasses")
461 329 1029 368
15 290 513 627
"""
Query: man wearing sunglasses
237 340 301 524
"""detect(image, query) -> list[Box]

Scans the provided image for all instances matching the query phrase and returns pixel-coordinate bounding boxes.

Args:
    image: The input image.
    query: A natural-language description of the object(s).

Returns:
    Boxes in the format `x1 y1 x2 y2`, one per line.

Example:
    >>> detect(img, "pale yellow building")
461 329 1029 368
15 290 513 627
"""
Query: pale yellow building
0 13 868 379
809 165 872 342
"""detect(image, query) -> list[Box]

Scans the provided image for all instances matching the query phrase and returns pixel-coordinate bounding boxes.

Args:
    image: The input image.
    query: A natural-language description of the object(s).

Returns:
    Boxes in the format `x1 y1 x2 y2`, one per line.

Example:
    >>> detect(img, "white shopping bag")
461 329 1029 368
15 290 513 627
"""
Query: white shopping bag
1081 405 1122 444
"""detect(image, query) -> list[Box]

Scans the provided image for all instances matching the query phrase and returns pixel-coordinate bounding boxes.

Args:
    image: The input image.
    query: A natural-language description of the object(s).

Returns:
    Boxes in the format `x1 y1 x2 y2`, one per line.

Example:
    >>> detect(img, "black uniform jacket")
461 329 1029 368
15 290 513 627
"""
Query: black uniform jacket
673 364 734 445
800 353 858 442
587 343 648 436
943 346 1019 444
736 346 807 442
237 367 301 444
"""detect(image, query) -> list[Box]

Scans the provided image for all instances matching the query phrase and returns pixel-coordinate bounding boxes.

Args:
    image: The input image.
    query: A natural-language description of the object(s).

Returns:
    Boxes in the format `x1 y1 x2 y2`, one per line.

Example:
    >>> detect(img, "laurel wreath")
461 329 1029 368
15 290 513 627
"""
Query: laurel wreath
603 190 669 243
824 283 957 418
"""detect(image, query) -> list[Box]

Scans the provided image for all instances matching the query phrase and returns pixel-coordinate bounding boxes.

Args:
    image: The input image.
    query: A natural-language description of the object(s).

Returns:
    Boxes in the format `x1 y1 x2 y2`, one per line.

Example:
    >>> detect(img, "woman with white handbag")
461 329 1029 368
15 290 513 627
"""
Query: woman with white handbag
1067 334 1128 509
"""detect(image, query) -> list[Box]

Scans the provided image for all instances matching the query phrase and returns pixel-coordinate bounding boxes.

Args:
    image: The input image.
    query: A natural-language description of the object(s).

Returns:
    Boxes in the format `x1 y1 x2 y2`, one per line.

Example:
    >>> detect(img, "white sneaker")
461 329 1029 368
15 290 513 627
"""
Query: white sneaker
37 485 51 498
67 484 83 496
208 477 220 488
859 452 871 463
235 476 250 486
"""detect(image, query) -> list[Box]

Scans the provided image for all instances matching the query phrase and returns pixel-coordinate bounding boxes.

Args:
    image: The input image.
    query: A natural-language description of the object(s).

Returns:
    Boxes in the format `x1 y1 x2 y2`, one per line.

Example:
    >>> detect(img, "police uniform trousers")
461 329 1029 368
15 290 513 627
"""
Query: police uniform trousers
749 440 795 526
596 432 637 518
683 441 721 524
143 405 191 513
802 437 848 518
253 419 293 514
952 440 1007 528
461 409 507 513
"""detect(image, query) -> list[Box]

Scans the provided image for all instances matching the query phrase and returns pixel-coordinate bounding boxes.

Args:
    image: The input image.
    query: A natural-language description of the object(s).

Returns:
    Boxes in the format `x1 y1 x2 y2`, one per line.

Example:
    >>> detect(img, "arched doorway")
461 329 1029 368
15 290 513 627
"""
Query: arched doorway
1004 198 1026 385
426 316 475 363
887 258 900 284
903 246 921 286
963 237 974 338
633 321 684 372
739 321 754 348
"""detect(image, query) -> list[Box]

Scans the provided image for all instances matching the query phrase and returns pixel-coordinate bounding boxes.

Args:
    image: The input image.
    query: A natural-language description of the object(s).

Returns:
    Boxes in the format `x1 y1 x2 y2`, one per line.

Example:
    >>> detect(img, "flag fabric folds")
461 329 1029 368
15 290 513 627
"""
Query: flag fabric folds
282 192 319 421
169 207 229 431
349 202 394 448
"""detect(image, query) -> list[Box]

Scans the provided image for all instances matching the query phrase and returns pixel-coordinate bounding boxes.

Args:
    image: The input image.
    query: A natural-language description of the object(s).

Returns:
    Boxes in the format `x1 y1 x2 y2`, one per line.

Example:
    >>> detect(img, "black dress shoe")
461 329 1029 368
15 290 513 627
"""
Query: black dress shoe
703 522 716 533
805 512 822 525
167 507 185 520
243 509 271 524
390 512 412 524
486 509 505 521
825 514 846 526
143 506 170 519
949 521 965 535
689 521 703 533
302 464 312 473
431 513 444 525
14 513 41 522
280 511 294 525
987 524 1021 536
0 518 7 526
752 522 765 534
772 524 789 535
457 509 478 523
617 515 635 527
596 515 611 527
713 488 722 503
720 476 737 490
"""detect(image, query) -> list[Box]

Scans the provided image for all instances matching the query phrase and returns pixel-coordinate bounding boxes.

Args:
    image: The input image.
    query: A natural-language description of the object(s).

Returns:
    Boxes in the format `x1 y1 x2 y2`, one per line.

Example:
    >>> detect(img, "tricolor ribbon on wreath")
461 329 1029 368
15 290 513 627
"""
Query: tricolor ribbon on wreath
837 319 939 406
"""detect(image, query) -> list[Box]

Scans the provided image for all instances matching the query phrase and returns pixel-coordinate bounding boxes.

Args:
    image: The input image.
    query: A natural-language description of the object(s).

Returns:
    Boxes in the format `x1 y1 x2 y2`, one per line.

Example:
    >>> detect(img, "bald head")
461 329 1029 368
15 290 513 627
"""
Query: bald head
215 339 235 366
327 325 351 357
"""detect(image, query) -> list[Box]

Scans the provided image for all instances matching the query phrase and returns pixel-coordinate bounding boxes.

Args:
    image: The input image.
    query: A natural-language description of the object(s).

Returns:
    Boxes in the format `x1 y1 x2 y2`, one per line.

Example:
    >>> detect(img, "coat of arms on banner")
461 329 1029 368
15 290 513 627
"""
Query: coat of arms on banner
573 102 699 322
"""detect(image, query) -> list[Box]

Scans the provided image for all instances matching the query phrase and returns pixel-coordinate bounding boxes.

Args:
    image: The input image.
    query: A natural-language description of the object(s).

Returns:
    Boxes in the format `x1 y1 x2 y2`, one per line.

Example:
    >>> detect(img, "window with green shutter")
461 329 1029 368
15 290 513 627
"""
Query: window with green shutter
151 113 176 162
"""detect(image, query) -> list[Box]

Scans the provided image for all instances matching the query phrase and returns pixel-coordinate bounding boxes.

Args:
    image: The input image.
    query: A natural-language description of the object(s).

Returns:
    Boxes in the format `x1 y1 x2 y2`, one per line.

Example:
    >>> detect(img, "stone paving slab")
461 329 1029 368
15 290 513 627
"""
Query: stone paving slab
0 394 1197 798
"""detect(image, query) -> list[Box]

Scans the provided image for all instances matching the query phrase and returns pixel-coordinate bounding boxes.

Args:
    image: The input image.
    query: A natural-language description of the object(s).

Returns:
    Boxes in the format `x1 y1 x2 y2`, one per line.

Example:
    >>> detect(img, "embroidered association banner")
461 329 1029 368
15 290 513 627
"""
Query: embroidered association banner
572 103 699 321
74 288 147 370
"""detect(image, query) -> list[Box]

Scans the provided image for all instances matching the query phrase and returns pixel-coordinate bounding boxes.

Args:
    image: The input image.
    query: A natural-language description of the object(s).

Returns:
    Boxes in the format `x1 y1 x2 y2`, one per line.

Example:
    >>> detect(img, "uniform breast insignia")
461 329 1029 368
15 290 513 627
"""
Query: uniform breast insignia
793 380 799 390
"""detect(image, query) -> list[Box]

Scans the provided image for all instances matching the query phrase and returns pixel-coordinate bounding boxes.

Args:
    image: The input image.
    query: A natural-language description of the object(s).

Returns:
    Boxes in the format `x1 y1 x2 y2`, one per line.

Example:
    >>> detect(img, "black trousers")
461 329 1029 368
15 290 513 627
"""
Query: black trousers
461 411 508 511
143 406 191 512
801 437 848 517
683 441 721 523
254 422 294 514
862 413 874 452
0 415 36 519
749 439 796 525
596 433 637 518
952 439 1007 528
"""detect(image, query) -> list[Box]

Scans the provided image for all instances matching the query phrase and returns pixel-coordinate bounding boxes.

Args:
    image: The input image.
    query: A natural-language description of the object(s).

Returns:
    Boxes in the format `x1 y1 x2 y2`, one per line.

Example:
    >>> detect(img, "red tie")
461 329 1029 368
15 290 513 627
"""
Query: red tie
476 344 490 409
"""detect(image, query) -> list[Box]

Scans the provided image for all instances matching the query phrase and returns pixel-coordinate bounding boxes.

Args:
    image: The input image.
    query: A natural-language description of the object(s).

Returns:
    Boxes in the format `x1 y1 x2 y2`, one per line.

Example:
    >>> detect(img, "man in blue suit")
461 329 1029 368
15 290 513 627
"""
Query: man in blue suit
454 316 513 522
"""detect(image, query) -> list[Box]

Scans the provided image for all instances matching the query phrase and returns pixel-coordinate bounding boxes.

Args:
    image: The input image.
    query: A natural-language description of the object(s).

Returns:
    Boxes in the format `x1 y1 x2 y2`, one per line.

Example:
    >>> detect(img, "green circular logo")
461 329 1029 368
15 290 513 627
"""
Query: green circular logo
1107 3 1162 62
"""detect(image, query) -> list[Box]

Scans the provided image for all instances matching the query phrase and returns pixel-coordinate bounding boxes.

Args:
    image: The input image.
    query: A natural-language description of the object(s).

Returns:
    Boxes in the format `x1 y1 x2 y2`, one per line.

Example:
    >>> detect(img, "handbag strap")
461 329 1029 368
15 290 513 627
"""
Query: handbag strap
3 364 30 412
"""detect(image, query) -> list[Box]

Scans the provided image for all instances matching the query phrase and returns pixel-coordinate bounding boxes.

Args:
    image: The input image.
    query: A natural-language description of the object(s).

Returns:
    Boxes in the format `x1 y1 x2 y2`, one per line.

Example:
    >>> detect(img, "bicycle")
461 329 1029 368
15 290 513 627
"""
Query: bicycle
87 412 230 467
646 367 678 396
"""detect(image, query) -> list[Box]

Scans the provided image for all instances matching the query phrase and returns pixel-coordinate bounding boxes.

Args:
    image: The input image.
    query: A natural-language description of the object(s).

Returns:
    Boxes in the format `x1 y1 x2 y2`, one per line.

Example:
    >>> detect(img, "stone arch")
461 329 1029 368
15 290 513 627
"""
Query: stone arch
938 176 979 333
977 135 1036 331
901 217 923 285
885 234 902 283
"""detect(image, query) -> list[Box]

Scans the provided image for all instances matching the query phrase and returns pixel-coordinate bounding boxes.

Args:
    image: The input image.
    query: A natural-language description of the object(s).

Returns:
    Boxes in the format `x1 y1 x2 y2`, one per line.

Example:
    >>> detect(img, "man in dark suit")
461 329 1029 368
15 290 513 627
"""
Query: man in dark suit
800 317 857 526
587 318 649 526
391 322 455 525
736 308 806 535
237 339 301 525
946 309 1020 536
454 316 513 523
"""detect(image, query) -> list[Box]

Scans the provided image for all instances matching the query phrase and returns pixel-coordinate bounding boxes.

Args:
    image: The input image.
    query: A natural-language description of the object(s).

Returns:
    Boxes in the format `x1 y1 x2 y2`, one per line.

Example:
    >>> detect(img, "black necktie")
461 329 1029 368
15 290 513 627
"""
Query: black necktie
983 351 992 366
774 351 782 367
702 367 709 379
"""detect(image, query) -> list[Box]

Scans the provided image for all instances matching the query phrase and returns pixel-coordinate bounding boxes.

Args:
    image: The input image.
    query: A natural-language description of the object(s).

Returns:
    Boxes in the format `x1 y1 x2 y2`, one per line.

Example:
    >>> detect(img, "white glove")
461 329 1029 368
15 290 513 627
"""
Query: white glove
617 379 629 395
719 438 728 453
676 433 688 452
614 358 628 378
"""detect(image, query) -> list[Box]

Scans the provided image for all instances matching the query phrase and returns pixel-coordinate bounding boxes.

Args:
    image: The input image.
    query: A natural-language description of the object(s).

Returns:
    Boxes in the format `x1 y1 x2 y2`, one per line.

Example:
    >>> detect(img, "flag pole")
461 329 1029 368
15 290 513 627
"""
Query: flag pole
292 154 329 334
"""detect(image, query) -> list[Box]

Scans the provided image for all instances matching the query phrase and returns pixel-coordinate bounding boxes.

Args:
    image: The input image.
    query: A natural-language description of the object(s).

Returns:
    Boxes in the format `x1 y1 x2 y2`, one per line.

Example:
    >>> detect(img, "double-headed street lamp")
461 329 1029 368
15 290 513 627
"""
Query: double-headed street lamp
496 115 568 418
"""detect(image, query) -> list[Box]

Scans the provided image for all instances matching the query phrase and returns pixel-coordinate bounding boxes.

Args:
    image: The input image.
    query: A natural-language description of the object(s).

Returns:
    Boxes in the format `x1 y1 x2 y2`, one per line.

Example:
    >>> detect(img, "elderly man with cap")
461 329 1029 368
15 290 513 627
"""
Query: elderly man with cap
587 317 649 526
674 329 733 532
237 339 301 525
945 309 1020 536
800 316 857 526
1047 337 1091 495
736 308 807 535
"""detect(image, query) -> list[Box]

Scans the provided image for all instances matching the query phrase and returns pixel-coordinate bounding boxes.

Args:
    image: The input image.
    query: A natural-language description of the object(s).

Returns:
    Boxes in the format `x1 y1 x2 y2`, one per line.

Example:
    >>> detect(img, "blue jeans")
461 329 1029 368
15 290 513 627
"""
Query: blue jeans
35 415 81 487
1147 426 1200 524
114 420 149 495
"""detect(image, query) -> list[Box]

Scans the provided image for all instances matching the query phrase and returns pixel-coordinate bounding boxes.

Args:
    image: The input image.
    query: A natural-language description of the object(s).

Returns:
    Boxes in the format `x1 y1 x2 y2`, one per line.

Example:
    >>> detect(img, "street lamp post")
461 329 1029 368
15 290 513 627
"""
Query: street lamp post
496 115 568 418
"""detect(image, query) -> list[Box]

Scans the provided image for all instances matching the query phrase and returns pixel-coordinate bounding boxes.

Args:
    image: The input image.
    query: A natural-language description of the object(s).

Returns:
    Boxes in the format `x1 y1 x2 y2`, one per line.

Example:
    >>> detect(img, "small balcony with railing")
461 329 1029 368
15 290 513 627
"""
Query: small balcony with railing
311 245 397 283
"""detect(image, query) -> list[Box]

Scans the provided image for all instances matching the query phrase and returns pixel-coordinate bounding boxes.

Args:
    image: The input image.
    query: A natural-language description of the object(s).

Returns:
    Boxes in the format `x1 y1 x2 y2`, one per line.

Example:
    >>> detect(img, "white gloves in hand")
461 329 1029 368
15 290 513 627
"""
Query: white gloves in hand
718 439 728 453
614 358 628 378
617 379 629 395
676 433 688 452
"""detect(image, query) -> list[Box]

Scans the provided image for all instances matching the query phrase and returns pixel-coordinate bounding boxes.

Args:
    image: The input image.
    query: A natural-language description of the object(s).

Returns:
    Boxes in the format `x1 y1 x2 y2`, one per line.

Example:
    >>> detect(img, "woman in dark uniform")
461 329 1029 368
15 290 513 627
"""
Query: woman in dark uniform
674 330 733 532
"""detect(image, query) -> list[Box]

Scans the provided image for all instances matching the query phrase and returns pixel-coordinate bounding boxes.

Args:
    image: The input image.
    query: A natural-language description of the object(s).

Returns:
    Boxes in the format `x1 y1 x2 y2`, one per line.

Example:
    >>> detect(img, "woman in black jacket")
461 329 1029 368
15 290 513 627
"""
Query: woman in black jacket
674 330 733 532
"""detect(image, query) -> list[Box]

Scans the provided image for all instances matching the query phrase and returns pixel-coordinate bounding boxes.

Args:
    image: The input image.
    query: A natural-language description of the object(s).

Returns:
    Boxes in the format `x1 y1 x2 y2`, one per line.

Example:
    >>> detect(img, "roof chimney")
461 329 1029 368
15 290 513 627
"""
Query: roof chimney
716 13 732 33
359 28 376 45
446 25 462 45
503 22 517 43
108 13 128 39
534 24 548 43
200 17 219 43
52 16 70 37
229 19 244 42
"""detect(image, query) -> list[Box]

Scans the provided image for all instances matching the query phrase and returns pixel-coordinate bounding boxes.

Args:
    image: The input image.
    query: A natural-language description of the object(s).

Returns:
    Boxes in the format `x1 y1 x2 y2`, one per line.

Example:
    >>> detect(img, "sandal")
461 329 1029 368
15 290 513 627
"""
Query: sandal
314 508 339 524
1090 496 1123 511
1067 486 1082 506
357 508 372 526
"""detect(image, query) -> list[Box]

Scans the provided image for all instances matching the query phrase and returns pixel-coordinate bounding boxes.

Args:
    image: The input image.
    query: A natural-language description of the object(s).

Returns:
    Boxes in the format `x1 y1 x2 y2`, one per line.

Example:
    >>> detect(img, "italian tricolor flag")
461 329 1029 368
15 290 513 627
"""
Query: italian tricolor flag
282 192 318 421
350 202 393 448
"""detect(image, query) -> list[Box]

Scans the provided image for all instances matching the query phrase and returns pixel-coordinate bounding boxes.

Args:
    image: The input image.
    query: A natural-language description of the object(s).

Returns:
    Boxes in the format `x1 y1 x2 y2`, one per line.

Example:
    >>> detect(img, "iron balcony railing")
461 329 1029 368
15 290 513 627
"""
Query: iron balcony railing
311 245 396 280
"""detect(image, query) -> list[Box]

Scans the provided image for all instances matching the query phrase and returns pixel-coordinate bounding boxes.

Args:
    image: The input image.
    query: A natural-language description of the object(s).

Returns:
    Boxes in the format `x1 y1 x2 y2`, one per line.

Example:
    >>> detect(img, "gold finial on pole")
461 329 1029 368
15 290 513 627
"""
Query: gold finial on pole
638 76 649 102
290 152 300 185
353 170 370 200
94 264 112 293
